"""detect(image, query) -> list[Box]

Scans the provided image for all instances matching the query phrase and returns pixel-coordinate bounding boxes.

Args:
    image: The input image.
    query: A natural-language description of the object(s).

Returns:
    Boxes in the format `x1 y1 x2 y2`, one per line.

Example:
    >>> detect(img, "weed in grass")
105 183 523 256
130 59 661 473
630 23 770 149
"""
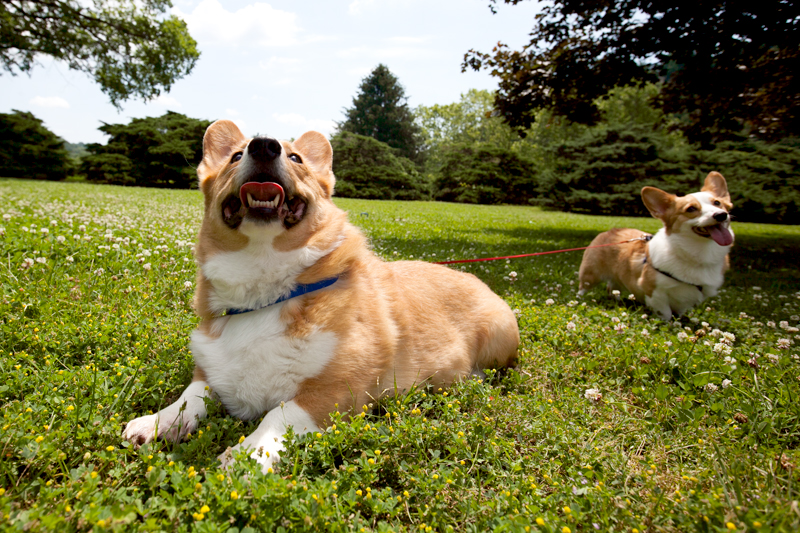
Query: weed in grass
0 179 799 531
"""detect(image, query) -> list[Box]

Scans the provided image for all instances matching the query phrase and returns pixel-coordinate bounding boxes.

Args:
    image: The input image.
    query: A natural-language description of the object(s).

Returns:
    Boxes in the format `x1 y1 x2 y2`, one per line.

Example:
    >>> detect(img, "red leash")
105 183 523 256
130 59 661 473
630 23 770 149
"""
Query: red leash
433 236 649 265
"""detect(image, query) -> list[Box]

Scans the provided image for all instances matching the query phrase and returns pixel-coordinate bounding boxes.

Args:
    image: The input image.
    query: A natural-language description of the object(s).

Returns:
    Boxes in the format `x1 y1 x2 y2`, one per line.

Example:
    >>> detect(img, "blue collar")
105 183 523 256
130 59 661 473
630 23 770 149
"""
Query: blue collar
225 276 340 316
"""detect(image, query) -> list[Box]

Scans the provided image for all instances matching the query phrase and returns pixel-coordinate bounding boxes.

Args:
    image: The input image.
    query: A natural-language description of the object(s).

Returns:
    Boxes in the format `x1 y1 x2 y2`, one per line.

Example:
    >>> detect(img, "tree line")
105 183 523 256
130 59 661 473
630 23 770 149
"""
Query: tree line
1 0 798 224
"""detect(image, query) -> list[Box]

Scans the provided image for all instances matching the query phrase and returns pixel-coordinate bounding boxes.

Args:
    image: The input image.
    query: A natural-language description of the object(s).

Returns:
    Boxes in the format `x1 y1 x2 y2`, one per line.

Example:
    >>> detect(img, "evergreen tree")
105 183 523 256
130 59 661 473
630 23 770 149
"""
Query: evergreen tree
331 132 430 201
81 112 211 188
338 64 422 163
0 110 72 180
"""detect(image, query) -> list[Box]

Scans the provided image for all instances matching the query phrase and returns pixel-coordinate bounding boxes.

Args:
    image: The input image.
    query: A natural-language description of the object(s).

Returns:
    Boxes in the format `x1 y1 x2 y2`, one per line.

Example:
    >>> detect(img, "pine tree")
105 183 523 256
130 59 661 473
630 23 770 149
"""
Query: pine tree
338 64 422 163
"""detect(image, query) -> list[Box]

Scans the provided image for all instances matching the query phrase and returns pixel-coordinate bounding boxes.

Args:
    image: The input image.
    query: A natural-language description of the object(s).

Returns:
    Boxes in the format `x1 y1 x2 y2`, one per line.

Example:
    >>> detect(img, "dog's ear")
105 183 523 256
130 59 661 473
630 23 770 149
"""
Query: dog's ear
641 186 675 220
198 120 247 182
701 171 730 203
293 131 335 197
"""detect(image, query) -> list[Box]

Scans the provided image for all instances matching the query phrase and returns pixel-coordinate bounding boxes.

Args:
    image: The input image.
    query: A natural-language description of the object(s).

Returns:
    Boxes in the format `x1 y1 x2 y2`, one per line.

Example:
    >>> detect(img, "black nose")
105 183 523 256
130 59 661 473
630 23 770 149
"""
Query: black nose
248 137 281 161
713 212 728 222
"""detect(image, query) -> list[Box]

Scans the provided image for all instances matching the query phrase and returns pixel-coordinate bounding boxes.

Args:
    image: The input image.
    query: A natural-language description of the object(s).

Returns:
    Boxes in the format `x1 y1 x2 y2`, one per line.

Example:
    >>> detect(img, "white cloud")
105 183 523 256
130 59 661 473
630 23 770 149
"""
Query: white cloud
225 108 240 117
259 56 302 71
152 94 182 107
348 0 375 15
29 96 69 109
175 0 302 47
272 113 336 135
385 36 431 44
337 46 425 59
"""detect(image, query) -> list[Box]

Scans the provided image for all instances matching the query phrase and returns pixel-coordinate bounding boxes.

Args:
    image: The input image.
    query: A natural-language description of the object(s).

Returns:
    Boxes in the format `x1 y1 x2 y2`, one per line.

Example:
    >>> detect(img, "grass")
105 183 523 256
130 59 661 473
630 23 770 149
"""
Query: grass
1 178 799 532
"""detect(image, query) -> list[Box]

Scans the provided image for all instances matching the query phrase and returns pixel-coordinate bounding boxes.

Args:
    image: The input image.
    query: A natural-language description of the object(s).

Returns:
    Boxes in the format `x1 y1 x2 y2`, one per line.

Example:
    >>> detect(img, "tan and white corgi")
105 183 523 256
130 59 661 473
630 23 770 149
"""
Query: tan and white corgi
122 120 519 471
577 172 734 320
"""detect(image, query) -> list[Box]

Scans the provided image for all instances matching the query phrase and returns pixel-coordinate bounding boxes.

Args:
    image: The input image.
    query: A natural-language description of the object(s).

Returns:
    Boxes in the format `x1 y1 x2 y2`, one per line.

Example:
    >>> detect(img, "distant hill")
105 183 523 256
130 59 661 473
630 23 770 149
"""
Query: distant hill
63 141 90 162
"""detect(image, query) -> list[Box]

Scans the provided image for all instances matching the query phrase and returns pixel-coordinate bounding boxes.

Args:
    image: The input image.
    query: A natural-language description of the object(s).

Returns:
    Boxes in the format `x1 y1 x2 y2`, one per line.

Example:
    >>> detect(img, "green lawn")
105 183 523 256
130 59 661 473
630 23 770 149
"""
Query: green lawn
1 179 799 532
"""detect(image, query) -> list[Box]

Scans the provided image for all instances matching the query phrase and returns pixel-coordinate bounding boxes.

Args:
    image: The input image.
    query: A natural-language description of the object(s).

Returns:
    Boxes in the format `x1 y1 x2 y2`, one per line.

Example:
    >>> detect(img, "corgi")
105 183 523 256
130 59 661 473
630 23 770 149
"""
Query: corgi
122 120 519 472
577 172 734 320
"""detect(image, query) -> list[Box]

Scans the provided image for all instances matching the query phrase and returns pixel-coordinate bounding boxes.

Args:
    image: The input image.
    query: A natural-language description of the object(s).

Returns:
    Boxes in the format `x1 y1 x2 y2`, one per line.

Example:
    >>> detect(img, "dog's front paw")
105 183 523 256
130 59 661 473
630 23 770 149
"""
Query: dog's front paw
218 441 279 474
122 412 194 447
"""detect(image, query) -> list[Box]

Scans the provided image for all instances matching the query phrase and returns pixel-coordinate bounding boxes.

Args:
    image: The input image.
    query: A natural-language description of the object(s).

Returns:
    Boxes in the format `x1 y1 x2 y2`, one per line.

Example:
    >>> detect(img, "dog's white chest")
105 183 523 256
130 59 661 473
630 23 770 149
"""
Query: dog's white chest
190 306 337 420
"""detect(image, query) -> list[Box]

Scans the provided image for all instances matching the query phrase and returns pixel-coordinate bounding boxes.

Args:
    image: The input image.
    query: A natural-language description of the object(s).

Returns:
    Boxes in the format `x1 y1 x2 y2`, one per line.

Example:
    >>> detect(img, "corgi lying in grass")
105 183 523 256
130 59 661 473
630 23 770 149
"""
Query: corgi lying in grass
123 120 519 472
577 172 734 320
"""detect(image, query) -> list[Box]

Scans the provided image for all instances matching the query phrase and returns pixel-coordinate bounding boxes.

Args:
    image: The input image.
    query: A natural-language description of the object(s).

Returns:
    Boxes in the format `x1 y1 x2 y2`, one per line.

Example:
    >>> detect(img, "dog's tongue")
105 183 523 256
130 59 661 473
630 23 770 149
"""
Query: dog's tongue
240 182 284 209
708 225 733 246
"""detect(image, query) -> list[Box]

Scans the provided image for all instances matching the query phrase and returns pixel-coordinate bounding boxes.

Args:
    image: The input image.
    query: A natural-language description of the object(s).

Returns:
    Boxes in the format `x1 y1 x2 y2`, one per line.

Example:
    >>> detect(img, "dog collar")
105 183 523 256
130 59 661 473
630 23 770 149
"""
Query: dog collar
643 255 703 293
224 276 340 316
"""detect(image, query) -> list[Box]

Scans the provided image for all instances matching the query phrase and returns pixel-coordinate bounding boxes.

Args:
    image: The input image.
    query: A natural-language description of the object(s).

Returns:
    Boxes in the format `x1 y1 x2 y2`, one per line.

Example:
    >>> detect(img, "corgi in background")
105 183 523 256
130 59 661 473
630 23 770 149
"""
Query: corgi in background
122 120 519 472
577 172 734 320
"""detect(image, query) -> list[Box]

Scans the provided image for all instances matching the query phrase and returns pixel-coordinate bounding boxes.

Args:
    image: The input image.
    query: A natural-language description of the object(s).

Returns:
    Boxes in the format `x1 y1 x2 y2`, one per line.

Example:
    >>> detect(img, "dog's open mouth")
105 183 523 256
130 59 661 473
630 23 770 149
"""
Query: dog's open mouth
221 182 307 229
693 223 733 246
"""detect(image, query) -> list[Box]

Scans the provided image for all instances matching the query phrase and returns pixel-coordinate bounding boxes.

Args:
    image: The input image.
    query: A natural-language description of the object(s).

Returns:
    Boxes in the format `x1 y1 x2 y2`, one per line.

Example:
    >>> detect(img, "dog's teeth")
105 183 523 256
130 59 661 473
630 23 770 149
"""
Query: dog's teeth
247 193 254 206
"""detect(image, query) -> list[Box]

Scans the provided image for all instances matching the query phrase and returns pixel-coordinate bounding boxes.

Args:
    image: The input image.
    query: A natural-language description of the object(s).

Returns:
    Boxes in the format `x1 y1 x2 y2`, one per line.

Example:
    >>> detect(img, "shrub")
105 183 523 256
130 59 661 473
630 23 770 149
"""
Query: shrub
331 132 430 200
434 144 537 204
537 124 693 215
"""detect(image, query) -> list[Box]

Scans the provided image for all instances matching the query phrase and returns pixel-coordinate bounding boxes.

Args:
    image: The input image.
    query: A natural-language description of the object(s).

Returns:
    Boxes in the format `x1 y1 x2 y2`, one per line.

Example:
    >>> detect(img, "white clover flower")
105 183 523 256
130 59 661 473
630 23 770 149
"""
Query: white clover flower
142 263 152 271
611 289 620 297
768 353 780 363
566 321 576 331
0 227 4 236
21 226 29 232
94 268 104 276
705 383 718 393
641 314 648 319
713 343 733 356
614 323 627 333
641 328 650 337
724 356 736 365
665 341 673 347
35 257 46 264
709 328 722 338
66 256 74 263
79 225 86 232
722 379 732 389
545 299 555 305
627 293 636 300
611 316 620 323
56 235 66 243
2 214 10 222
753 286 761 290
584 388 602 402
21 257 34 269
677 332 689 342
777 338 792 350
508 271 517 278
184 281 193 289
767 321 776 328
50 220 58 226
721 332 736 345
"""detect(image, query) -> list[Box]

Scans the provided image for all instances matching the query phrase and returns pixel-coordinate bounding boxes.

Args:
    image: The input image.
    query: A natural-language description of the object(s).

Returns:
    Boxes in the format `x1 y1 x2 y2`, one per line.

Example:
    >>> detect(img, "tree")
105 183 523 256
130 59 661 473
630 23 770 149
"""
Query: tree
1 1 199 107
0 110 71 180
81 112 210 188
463 0 800 143
416 89 519 174
330 132 430 201
338 64 423 163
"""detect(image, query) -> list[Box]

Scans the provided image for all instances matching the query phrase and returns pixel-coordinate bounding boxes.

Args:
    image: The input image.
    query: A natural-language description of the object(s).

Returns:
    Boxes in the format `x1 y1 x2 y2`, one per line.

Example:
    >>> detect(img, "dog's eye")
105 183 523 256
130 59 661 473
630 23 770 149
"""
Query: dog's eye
686 206 697 213
713 200 721 206
288 154 302 164
230 152 243 163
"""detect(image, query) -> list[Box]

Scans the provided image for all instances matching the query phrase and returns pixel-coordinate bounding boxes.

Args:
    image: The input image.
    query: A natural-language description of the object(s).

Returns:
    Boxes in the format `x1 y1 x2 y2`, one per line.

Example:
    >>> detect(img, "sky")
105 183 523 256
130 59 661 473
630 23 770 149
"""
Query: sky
0 0 541 144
